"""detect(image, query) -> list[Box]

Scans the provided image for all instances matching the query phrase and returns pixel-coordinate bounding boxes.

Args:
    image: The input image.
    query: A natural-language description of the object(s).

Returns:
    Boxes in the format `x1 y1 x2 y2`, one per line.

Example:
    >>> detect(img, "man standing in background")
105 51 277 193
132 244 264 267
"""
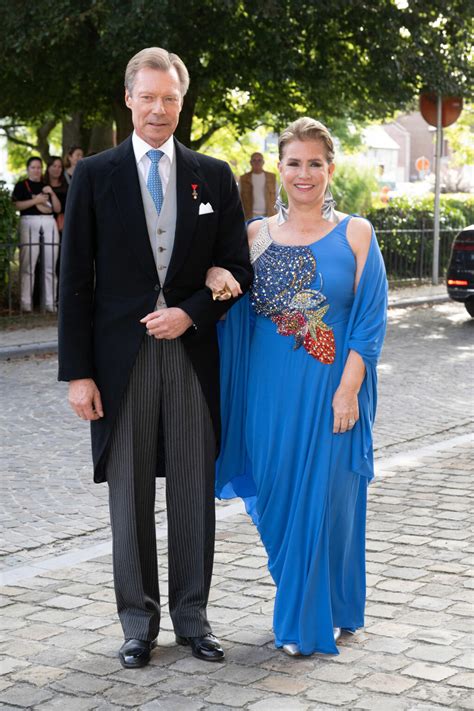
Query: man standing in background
239 152 277 220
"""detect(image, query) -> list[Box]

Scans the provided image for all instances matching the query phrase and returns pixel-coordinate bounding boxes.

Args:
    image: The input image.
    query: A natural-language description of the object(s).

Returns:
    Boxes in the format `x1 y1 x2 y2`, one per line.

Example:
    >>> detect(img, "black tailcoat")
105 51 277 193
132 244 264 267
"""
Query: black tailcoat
58 136 252 482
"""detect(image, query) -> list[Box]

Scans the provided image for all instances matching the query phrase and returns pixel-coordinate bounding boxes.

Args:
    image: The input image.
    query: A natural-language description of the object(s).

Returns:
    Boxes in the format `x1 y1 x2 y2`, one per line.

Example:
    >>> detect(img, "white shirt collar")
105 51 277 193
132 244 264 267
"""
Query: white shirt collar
132 131 175 164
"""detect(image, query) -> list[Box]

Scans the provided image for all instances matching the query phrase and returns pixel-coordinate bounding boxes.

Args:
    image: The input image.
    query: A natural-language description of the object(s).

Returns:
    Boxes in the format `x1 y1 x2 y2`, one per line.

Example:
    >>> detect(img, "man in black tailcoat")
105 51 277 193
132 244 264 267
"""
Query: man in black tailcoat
58 47 252 668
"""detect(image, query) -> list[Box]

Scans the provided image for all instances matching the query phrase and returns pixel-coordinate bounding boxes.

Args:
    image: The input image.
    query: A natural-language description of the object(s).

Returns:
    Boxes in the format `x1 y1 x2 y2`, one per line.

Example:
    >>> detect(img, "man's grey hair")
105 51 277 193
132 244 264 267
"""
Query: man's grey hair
125 47 190 96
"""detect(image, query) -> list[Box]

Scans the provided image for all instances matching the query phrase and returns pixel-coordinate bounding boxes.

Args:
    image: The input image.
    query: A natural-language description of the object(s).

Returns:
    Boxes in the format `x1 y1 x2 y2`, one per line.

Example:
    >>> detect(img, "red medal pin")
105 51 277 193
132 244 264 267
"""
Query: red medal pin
191 184 198 200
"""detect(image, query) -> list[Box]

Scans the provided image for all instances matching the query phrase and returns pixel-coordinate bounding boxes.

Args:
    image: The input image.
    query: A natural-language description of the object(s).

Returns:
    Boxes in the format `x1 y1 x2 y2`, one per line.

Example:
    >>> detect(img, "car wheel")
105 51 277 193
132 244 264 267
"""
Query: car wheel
465 300 474 317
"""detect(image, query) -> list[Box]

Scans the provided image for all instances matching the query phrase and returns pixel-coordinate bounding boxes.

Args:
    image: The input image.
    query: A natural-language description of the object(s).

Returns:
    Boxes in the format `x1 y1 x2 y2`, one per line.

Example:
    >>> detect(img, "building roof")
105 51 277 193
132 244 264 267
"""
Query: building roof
364 125 400 151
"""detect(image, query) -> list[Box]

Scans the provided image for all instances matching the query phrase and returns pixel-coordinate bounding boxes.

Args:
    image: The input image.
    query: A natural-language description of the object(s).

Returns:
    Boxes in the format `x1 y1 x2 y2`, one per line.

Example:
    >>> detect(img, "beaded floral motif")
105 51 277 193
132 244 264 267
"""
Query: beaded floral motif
250 221 335 365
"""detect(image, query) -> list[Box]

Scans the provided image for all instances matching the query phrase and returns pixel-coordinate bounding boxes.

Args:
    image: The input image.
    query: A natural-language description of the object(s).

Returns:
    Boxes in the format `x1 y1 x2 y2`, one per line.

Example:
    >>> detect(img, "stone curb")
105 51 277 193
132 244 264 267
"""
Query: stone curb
0 294 452 360
0 340 58 361
388 293 450 309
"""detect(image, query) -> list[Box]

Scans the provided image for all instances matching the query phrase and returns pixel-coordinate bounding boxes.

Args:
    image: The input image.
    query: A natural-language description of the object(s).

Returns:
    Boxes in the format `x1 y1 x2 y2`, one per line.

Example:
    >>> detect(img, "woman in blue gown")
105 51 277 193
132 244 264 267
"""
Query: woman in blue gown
208 118 387 656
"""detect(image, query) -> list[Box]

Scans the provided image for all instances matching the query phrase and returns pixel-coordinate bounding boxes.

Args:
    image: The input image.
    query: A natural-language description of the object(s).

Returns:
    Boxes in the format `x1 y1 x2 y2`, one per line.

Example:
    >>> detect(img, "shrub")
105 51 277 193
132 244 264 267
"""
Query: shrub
331 160 378 215
0 181 19 305
439 194 474 225
367 195 470 231
367 196 470 281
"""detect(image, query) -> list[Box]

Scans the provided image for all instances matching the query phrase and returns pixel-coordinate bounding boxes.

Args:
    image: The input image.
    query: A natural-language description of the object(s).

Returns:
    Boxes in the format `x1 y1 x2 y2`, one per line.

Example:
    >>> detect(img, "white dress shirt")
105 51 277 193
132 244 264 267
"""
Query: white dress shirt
132 131 175 196
251 172 266 216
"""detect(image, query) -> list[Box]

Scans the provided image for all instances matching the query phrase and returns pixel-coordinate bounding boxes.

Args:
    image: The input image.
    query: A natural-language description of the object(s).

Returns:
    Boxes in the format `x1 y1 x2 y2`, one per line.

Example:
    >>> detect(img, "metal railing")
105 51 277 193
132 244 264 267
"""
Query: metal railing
1 225 59 315
375 224 457 282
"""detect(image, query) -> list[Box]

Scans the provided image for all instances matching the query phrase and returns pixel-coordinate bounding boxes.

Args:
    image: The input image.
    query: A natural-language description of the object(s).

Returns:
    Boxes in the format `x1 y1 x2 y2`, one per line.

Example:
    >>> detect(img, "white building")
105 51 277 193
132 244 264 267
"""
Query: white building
363 125 401 185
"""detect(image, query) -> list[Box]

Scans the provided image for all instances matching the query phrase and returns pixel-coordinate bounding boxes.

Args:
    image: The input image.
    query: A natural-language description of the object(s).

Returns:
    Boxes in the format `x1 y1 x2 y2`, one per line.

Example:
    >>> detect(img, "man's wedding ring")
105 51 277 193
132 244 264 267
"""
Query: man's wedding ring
212 284 233 301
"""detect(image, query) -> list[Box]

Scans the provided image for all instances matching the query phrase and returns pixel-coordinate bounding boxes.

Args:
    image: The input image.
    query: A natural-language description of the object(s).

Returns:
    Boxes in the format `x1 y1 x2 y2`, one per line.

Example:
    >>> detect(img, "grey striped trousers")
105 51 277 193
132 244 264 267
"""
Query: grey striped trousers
105 334 216 642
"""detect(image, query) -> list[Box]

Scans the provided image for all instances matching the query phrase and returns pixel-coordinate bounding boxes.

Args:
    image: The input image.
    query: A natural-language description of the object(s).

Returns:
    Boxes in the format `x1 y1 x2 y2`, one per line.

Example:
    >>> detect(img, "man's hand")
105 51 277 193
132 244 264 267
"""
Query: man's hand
140 308 193 339
68 378 104 421
205 266 242 300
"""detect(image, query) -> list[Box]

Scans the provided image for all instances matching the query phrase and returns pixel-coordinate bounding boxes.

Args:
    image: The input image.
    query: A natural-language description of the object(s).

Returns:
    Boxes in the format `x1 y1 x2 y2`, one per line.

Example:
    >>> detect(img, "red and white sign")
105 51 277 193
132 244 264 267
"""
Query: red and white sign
415 156 430 173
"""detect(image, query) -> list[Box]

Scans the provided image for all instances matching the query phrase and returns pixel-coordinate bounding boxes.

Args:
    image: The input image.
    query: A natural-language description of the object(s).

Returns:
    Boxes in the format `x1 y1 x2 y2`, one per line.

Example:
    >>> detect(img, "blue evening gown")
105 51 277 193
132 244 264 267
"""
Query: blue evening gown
216 216 387 655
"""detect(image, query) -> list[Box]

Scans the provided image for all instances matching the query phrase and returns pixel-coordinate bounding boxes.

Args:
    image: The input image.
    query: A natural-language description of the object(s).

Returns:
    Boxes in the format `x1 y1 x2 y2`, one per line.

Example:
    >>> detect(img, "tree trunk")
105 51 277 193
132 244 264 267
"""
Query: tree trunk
113 100 133 145
62 112 91 156
174 91 195 147
88 121 115 154
36 119 57 162
191 119 227 151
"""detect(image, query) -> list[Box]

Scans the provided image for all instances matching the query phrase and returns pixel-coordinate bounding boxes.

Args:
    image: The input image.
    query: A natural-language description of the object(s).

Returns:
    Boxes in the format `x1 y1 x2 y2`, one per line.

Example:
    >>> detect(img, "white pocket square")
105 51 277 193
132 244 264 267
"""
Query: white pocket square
198 202 214 215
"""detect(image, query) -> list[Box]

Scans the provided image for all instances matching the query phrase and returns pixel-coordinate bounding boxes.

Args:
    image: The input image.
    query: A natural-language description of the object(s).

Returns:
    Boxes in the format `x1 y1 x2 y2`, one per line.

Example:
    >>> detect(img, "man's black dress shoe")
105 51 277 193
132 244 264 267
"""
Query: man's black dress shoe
119 638 156 668
175 633 225 662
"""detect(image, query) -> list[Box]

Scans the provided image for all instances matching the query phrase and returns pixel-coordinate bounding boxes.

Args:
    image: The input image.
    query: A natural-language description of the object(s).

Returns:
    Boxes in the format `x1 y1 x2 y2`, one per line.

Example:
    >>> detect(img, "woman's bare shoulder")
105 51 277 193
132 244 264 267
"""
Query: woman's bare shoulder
247 218 265 247
346 215 372 253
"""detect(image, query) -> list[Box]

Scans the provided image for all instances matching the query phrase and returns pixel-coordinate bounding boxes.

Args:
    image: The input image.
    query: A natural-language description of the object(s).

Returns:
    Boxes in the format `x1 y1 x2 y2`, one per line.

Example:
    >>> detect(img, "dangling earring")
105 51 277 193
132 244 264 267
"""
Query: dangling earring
275 184 289 225
322 185 338 223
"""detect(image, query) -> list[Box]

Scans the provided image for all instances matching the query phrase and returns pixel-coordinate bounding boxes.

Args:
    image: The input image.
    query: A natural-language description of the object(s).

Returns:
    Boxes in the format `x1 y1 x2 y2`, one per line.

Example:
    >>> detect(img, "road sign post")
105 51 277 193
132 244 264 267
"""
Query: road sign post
420 93 463 286
432 94 442 285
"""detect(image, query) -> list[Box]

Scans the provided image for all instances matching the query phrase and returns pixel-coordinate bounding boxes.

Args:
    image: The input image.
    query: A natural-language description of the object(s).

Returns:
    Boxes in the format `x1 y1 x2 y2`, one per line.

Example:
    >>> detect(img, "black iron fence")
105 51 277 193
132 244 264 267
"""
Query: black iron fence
376 225 457 282
1 225 59 315
0 225 459 315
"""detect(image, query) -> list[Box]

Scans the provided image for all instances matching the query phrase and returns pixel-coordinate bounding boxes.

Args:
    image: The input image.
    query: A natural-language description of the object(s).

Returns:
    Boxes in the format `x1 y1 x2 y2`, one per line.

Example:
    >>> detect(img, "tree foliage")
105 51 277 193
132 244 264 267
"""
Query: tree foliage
0 0 472 149
332 159 379 215
445 104 474 167
0 181 19 301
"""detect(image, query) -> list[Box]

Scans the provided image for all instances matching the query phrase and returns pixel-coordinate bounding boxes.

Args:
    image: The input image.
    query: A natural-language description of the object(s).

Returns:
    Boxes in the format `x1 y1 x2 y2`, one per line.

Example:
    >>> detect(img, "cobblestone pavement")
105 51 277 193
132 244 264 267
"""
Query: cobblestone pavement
0 300 473 709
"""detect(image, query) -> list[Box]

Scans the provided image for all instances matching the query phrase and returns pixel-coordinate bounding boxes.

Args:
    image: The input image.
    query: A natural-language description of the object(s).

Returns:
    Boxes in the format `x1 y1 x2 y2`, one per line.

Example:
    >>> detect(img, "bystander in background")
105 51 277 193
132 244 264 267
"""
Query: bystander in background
44 156 68 233
239 152 277 220
44 156 69 294
64 145 84 184
12 157 61 312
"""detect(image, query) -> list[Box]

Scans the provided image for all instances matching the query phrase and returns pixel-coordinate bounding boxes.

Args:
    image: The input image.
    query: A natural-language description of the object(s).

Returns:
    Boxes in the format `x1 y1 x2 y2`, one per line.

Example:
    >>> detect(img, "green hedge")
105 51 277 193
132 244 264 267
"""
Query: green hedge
331 161 379 215
0 181 18 304
367 195 473 231
367 196 473 280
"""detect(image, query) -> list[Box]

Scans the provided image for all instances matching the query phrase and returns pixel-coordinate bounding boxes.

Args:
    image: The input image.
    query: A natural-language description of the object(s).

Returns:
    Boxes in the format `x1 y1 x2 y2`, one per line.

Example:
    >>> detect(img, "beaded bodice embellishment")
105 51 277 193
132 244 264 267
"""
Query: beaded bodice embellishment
250 220 335 365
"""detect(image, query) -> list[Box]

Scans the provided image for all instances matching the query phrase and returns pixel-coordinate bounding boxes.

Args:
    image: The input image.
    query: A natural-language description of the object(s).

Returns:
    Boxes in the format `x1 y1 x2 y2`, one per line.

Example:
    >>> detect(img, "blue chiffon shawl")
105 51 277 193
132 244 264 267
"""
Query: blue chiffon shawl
216 231 388 520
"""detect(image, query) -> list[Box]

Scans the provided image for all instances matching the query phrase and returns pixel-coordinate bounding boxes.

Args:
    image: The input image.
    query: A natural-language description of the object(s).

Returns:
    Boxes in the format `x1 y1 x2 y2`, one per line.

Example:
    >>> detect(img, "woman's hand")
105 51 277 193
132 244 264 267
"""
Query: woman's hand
35 192 53 214
332 385 359 434
205 266 242 301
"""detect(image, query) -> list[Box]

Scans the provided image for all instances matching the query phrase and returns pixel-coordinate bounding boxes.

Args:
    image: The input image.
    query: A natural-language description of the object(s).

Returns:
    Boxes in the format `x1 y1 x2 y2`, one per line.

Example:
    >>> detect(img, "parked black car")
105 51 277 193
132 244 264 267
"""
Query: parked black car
446 225 474 317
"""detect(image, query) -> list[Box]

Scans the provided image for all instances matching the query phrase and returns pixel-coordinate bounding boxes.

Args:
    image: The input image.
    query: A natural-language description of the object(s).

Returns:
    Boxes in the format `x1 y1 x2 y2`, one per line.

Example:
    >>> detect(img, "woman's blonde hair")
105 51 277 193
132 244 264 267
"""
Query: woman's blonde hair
125 47 190 97
278 117 335 163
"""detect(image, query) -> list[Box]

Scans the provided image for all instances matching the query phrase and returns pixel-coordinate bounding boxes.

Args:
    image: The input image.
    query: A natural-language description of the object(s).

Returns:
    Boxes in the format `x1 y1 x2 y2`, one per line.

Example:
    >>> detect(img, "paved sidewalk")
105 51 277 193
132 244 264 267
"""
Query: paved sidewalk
1 301 471 574
0 284 450 360
0 437 473 710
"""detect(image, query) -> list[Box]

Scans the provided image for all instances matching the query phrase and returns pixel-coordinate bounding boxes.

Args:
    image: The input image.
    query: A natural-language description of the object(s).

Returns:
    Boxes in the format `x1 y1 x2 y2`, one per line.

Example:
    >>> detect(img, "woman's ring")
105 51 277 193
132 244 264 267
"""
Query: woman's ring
348 419 355 426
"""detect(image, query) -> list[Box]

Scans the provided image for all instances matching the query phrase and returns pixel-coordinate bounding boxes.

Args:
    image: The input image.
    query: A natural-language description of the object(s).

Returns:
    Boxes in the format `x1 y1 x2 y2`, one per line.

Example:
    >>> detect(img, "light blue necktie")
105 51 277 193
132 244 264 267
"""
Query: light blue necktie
146 149 164 214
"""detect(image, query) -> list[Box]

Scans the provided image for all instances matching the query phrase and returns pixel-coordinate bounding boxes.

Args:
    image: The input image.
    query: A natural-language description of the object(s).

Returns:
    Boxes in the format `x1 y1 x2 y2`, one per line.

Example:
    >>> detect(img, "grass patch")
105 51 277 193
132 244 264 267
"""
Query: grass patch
0 311 57 332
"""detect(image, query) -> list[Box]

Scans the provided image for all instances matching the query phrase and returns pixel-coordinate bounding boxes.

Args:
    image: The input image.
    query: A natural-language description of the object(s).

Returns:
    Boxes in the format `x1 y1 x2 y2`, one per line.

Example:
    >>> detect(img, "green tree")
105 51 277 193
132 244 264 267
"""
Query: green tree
0 0 472 150
445 104 474 167
0 181 19 303
332 160 379 215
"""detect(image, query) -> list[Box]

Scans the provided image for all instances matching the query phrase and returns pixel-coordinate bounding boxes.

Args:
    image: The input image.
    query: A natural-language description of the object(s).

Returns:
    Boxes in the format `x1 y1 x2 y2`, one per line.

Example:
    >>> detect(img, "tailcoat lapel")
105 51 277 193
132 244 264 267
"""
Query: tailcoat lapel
110 136 158 282
165 139 205 286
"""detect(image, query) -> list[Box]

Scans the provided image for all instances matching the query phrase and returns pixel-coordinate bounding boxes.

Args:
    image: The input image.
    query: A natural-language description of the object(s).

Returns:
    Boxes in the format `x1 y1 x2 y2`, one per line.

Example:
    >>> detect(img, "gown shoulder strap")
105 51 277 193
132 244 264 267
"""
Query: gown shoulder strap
249 218 271 265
